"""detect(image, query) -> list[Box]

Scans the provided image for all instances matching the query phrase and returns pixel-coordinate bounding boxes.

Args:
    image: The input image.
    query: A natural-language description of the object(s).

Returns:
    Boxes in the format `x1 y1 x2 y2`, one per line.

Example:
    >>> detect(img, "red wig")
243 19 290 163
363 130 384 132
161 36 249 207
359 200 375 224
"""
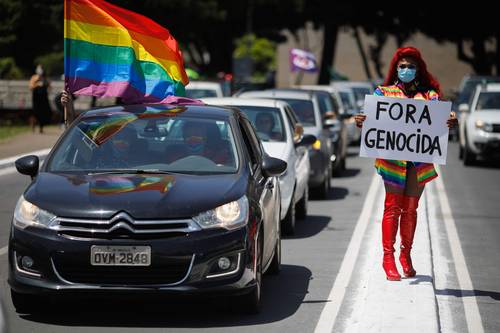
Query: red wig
383 46 442 97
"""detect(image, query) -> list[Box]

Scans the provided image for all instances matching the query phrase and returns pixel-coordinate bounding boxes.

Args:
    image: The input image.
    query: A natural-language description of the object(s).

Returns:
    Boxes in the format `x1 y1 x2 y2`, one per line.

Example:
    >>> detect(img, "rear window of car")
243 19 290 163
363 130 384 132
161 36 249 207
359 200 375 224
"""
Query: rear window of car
236 106 286 142
185 89 219 99
278 99 316 126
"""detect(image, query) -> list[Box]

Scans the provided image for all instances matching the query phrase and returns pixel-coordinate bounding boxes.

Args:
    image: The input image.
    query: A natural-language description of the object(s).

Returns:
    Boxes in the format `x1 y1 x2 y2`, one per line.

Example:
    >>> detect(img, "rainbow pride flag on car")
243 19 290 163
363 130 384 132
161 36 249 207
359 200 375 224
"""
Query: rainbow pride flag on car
64 0 189 103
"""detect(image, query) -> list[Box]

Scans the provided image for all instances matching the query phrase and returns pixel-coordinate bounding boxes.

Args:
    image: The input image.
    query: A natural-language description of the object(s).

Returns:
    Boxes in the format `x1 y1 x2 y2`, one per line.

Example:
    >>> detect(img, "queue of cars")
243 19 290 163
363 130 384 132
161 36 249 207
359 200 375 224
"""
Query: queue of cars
8 80 374 315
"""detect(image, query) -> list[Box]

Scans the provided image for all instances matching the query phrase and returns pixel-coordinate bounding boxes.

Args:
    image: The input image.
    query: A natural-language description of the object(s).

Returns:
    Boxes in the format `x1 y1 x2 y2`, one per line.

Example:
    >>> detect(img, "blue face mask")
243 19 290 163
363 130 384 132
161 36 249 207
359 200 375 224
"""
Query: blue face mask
397 67 417 83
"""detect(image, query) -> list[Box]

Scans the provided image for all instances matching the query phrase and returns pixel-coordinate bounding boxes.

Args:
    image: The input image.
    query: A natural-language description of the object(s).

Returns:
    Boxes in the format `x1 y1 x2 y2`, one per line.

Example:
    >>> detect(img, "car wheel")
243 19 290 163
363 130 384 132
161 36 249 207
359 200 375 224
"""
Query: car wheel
459 144 464 160
317 164 331 199
267 226 281 275
11 290 44 314
296 185 308 220
282 192 296 235
240 232 263 314
463 143 477 166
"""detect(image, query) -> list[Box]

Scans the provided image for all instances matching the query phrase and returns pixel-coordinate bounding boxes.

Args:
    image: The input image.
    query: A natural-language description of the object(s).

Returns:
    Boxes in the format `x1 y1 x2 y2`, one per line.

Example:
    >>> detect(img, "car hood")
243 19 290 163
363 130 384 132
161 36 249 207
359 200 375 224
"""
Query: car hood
24 172 247 219
469 110 500 123
262 142 289 162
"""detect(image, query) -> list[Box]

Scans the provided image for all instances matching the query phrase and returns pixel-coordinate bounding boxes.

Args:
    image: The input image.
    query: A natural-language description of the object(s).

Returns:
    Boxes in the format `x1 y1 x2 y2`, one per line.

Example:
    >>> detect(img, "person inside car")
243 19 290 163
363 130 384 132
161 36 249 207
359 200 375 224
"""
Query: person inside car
166 120 230 166
255 112 282 141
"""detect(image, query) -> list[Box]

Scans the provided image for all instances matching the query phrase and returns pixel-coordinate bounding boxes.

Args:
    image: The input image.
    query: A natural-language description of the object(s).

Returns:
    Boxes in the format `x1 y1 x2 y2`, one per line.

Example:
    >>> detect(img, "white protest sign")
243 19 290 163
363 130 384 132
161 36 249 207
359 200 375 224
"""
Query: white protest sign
359 95 451 164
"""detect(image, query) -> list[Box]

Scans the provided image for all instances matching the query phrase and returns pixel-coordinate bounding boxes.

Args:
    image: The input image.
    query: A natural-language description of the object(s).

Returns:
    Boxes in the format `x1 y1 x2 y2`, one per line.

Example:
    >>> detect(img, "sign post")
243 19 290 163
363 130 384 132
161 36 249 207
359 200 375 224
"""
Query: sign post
359 95 451 165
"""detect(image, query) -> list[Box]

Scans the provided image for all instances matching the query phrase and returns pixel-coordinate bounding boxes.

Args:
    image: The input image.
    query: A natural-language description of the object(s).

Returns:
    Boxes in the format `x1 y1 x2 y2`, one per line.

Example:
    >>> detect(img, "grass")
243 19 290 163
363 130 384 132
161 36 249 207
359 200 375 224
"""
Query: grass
0 125 31 142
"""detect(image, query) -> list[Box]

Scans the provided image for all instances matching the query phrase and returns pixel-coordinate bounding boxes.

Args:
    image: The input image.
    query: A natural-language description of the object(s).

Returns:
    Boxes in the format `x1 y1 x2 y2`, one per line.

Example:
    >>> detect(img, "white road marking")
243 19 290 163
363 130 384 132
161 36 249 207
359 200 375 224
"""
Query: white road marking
0 166 17 177
0 148 51 168
314 173 381 333
434 165 484 333
0 246 7 257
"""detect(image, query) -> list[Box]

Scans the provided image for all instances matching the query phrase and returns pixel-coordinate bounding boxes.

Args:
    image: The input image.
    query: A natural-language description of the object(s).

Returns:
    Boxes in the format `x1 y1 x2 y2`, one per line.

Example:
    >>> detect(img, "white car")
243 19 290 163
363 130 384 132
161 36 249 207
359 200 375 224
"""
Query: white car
185 81 223 99
298 84 360 145
331 81 374 110
459 83 500 165
203 97 314 235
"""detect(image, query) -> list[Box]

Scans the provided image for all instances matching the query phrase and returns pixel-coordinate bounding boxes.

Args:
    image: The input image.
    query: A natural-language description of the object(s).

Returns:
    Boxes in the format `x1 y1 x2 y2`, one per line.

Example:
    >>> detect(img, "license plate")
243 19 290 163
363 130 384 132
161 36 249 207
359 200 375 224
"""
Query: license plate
90 245 151 266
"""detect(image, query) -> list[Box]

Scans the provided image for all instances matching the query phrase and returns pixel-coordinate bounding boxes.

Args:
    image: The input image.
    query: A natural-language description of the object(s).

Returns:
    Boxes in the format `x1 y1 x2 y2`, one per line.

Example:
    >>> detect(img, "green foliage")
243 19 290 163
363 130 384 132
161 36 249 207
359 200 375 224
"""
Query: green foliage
234 34 276 81
0 57 23 79
35 52 64 77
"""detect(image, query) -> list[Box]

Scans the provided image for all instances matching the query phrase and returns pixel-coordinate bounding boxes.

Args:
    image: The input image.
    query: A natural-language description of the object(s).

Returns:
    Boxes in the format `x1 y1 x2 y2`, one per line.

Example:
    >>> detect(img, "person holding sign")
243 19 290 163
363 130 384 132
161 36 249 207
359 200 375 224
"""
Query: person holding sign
355 47 458 281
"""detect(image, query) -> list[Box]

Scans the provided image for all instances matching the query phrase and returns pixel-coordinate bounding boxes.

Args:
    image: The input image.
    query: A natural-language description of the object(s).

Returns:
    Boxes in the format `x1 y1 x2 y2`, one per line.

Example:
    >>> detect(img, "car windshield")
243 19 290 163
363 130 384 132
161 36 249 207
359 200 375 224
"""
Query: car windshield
458 78 500 104
278 99 316 126
237 106 286 142
47 112 239 174
185 89 219 99
475 92 500 111
339 92 354 110
352 87 372 103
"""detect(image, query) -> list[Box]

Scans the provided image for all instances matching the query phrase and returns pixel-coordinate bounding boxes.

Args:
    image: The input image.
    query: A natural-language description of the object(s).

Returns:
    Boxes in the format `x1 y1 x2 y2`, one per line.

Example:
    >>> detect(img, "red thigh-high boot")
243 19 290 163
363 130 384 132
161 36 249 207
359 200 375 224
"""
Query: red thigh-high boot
382 192 403 281
399 195 419 277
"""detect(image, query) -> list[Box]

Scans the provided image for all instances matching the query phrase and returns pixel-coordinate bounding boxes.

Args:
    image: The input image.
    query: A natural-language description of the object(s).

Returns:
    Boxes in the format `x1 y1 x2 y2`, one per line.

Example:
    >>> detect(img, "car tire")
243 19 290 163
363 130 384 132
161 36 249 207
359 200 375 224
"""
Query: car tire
11 290 44 314
463 144 477 166
459 144 464 160
296 185 308 220
282 192 296 235
317 163 331 199
239 232 263 314
267 227 281 275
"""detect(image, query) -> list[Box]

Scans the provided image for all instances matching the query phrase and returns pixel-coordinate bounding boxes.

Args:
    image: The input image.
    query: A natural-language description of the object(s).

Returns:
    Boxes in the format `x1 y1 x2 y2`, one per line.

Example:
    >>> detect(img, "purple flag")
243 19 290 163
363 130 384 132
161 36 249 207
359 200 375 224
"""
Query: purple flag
290 48 318 72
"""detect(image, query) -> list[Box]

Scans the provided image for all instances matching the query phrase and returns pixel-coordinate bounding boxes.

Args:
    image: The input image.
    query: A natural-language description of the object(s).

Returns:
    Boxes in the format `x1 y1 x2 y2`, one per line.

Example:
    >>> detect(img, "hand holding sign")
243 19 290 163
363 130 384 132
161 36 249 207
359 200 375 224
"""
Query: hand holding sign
359 95 451 165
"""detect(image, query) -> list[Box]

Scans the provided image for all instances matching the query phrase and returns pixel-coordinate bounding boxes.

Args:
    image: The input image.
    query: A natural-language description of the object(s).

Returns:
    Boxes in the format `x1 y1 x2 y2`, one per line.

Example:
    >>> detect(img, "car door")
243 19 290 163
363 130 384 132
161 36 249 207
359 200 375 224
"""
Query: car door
283 105 308 199
238 117 277 266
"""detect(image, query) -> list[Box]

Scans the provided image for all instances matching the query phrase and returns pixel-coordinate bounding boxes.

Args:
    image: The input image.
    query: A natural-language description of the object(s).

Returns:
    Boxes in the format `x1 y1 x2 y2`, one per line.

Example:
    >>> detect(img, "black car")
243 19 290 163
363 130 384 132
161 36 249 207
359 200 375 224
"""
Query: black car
9 103 286 314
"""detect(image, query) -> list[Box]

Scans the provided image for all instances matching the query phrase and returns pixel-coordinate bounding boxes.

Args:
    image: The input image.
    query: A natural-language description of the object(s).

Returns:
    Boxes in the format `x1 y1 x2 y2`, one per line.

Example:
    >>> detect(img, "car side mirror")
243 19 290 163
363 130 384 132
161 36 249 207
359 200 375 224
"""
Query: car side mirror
262 156 287 177
323 118 339 128
15 155 39 179
458 103 469 113
295 134 316 147
339 113 353 121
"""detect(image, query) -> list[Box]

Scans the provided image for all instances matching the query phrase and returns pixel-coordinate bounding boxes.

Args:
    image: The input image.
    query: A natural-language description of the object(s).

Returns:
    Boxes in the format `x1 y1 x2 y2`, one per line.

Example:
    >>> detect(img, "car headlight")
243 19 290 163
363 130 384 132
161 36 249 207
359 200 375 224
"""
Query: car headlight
13 196 57 229
475 120 493 132
193 196 249 230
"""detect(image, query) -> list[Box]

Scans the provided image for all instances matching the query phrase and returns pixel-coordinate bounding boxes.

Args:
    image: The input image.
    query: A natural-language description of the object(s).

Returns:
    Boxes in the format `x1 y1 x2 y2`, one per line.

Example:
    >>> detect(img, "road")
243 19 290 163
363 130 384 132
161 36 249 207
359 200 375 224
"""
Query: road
0 143 499 333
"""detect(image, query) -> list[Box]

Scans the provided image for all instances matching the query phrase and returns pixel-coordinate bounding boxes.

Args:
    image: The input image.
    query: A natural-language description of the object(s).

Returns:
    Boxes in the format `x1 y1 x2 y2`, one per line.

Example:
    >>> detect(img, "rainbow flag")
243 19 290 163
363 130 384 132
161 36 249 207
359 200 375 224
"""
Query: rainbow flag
64 0 189 104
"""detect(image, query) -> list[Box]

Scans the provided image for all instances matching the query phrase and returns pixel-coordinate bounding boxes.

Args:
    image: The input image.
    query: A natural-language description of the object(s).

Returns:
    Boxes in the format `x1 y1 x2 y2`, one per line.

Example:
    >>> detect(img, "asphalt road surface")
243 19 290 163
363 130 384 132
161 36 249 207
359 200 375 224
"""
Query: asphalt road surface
0 143 498 333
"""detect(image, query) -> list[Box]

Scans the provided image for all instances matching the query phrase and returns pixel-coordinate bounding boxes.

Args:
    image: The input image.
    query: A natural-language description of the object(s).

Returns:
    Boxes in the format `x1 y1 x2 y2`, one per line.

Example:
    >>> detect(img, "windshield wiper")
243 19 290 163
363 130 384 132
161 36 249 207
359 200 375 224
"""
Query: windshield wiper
88 169 174 176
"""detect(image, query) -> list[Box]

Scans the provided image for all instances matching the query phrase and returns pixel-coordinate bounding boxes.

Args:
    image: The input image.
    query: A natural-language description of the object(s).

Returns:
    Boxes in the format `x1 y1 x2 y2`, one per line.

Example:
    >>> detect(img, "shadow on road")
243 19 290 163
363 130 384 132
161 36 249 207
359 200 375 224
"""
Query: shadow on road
287 215 330 239
19 264 313 329
435 288 500 301
334 168 361 178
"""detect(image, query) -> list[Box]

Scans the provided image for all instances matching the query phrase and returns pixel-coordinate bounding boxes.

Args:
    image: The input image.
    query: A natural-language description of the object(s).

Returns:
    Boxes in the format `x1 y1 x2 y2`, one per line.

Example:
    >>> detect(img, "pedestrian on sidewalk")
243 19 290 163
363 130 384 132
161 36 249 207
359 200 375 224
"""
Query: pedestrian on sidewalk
29 64 53 133
354 47 458 281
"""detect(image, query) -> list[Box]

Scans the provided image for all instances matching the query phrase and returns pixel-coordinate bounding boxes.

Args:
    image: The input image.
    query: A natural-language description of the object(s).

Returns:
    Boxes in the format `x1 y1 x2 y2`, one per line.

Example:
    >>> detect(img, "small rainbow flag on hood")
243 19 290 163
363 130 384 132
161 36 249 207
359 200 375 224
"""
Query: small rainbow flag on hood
64 0 189 103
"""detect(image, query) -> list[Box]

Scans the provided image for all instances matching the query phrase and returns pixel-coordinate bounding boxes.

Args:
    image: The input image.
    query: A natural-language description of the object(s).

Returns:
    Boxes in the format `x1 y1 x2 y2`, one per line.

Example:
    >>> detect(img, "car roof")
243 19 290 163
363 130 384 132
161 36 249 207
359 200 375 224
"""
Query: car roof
80 103 236 119
185 81 222 89
296 85 337 93
239 89 314 100
202 97 288 109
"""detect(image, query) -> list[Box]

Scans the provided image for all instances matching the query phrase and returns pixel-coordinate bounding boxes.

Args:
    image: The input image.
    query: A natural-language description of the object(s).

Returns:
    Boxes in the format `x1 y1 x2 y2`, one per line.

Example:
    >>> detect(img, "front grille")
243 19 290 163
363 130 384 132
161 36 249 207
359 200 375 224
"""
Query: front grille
52 255 194 286
492 124 500 133
53 212 200 239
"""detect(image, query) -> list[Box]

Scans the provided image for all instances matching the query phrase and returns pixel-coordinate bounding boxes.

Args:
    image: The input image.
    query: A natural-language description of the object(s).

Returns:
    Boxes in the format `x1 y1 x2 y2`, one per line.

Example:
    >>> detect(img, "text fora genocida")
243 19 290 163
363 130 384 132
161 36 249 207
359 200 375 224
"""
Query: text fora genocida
364 101 443 156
